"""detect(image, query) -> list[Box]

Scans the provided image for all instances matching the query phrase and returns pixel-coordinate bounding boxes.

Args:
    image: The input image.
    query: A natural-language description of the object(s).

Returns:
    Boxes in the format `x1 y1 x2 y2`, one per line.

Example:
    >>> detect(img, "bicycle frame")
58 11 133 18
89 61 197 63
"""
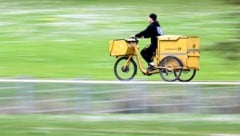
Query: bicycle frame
125 43 160 75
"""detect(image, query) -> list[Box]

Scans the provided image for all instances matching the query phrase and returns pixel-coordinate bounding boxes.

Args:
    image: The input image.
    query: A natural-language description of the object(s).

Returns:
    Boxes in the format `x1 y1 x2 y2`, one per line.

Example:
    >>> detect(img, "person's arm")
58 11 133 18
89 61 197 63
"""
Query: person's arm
135 25 152 38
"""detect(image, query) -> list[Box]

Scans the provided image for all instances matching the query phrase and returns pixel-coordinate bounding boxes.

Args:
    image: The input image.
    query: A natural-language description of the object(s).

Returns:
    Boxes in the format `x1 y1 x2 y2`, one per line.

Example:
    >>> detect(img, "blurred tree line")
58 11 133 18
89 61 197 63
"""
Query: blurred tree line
207 0 239 60
229 0 240 4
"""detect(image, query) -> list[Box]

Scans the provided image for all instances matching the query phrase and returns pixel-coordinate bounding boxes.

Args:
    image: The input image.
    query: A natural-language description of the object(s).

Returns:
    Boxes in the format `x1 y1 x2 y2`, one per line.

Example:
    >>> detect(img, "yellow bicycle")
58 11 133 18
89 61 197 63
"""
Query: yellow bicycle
109 35 200 82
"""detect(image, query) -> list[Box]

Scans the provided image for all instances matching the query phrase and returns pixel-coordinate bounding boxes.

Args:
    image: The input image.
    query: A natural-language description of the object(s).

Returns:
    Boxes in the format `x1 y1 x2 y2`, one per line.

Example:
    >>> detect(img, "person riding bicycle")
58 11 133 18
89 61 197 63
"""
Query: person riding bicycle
133 13 164 72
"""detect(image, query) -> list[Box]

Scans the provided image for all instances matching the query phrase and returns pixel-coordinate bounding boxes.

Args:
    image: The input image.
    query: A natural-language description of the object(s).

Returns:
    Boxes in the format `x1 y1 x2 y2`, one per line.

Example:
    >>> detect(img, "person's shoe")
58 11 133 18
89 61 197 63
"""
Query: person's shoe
147 65 154 72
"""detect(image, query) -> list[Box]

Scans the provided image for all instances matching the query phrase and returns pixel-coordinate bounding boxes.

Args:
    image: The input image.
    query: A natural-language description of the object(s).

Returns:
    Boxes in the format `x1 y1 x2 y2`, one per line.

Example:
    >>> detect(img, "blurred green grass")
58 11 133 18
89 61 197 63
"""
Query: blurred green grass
0 114 240 136
0 0 239 80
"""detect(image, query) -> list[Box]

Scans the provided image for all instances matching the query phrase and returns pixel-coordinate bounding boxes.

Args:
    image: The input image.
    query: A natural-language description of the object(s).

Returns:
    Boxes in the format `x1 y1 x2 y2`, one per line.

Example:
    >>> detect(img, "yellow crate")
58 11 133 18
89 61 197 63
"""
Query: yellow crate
157 35 200 69
109 39 135 56
158 35 188 54
187 37 200 69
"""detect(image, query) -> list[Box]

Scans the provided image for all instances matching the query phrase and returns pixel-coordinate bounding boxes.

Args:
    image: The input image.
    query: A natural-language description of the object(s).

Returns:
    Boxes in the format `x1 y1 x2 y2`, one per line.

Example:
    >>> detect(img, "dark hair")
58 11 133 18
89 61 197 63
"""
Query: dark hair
149 13 157 21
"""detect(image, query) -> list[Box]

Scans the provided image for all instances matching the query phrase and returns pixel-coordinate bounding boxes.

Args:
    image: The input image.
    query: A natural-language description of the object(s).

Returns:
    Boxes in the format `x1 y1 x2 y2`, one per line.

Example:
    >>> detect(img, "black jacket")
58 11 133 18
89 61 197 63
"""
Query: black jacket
135 21 163 49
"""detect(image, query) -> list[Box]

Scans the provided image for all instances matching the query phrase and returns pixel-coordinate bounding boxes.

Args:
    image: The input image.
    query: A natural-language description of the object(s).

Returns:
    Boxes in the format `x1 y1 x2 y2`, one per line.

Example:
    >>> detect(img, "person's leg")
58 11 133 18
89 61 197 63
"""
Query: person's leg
141 46 155 72
140 46 153 63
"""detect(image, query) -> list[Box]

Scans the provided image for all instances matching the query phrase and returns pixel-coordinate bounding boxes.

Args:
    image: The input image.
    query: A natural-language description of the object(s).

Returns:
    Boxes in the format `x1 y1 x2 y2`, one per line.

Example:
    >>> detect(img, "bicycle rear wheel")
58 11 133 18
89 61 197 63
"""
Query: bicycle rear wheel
114 57 137 81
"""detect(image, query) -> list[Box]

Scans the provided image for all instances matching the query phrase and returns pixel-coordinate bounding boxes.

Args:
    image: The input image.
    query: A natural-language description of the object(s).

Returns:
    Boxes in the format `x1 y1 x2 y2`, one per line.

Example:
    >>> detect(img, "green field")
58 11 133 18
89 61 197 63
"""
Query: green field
0 114 240 136
0 0 239 80
1 1 240 135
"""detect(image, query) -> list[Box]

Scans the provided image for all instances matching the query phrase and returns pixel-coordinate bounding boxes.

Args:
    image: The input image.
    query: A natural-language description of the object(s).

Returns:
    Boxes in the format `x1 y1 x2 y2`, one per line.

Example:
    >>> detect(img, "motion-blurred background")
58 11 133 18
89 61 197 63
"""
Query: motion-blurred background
0 0 239 136
0 0 239 80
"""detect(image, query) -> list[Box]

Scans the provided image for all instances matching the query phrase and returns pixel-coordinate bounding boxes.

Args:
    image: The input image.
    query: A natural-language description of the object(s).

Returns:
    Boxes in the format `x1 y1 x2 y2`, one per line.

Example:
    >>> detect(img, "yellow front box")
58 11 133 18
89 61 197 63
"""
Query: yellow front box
109 40 135 56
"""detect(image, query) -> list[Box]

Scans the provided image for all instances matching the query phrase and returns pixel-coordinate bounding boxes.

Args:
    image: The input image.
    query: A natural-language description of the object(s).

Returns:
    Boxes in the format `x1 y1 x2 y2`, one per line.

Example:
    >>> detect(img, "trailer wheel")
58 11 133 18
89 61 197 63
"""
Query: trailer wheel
159 56 183 82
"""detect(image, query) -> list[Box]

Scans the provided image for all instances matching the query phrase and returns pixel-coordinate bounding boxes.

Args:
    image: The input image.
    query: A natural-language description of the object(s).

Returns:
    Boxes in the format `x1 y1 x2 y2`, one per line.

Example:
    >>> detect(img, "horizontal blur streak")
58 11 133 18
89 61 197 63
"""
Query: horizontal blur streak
0 114 240 135
0 80 239 114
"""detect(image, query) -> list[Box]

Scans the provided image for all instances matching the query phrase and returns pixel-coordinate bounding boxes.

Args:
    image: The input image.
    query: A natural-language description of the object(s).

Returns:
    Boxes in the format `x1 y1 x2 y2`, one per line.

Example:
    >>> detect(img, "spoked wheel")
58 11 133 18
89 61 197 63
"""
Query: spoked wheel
175 69 196 82
114 57 137 81
159 56 183 82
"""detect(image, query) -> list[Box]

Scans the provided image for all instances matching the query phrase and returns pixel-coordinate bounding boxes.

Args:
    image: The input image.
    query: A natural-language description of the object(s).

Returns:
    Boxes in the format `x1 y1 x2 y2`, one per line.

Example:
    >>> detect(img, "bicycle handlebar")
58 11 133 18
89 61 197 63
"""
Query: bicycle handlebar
125 37 139 43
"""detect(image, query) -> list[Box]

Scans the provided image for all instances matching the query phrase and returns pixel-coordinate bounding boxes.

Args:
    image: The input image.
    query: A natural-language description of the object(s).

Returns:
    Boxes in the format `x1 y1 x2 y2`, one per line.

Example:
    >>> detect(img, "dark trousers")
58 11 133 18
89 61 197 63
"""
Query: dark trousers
140 45 155 64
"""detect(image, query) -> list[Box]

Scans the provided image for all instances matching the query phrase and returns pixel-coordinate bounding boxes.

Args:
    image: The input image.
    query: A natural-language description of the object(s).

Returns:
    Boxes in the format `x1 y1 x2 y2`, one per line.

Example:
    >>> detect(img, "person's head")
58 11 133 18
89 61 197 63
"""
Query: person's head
148 13 157 23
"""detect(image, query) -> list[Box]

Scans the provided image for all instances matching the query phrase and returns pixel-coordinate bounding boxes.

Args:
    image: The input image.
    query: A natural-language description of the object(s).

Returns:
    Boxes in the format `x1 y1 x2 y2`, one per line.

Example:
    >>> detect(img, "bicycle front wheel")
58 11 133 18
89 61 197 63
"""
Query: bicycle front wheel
114 57 137 81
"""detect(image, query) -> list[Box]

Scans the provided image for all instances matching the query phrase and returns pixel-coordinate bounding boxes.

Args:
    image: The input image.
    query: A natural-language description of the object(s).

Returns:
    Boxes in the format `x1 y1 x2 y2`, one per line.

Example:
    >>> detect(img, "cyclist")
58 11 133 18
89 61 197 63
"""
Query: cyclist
133 13 164 72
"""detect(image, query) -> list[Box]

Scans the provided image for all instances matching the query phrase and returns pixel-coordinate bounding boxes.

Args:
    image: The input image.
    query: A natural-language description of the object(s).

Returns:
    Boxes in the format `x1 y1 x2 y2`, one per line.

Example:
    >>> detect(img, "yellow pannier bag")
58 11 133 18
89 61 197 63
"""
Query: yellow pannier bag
109 39 135 56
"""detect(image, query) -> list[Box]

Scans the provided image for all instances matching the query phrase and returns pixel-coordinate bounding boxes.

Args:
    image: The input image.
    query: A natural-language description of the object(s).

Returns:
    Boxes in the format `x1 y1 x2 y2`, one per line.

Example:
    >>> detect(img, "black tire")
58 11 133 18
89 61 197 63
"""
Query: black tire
114 57 137 81
159 56 183 82
176 69 196 82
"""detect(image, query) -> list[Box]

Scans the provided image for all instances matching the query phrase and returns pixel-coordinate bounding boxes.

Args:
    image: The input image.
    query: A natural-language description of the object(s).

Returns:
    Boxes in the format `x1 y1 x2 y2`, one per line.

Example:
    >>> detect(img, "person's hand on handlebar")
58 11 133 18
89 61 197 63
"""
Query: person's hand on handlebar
130 35 136 39
130 35 144 39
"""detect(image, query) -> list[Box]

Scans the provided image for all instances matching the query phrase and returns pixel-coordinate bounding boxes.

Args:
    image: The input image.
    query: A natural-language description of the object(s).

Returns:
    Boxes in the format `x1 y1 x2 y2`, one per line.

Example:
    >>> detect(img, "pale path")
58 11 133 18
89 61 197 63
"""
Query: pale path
0 79 239 85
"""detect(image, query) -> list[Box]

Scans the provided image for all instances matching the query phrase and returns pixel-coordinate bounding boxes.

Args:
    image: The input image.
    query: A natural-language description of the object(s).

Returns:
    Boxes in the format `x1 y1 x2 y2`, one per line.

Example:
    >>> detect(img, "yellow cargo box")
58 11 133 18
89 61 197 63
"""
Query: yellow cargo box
186 37 200 69
109 39 135 56
157 35 200 69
